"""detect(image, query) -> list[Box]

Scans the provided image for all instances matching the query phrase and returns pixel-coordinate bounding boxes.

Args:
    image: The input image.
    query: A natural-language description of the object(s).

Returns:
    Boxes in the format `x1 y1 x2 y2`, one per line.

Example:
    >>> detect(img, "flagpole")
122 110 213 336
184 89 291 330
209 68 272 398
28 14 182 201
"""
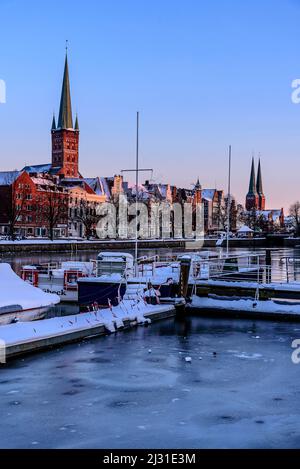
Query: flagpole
226 145 232 256
135 111 139 276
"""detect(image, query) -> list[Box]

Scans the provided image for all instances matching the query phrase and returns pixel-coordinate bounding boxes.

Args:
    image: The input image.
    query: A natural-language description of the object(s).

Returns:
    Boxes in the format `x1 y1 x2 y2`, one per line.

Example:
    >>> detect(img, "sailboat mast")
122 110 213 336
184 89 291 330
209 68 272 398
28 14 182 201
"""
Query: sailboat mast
135 111 139 276
226 145 232 256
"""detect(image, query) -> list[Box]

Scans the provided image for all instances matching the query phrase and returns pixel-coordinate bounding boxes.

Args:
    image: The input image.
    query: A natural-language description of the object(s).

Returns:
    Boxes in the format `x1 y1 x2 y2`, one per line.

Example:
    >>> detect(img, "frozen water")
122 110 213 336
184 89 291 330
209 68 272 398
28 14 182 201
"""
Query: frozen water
0 315 299 448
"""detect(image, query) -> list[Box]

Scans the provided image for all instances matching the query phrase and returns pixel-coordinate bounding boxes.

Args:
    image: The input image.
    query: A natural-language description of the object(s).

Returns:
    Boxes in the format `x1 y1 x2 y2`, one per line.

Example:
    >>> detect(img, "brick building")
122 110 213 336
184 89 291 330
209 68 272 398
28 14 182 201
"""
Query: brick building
0 53 94 239
245 158 284 229
0 171 68 238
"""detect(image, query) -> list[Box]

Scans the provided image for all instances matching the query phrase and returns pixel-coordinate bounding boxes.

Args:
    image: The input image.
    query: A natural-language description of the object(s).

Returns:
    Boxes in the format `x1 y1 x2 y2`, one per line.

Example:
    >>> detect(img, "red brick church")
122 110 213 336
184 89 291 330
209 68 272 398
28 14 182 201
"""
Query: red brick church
0 54 106 238
245 157 265 211
245 158 284 228
51 54 80 178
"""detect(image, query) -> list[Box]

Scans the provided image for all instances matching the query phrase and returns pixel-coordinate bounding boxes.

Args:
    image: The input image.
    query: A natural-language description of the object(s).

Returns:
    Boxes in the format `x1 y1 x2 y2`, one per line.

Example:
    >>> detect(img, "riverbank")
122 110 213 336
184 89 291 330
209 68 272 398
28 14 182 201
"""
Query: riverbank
0 236 287 254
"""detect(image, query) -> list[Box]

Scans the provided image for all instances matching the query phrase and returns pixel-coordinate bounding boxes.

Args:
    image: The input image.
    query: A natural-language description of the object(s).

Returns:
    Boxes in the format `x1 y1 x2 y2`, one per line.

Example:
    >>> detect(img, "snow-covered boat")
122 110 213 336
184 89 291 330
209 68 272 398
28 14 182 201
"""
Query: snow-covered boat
21 252 180 306
0 263 60 324
20 250 262 307
77 252 181 307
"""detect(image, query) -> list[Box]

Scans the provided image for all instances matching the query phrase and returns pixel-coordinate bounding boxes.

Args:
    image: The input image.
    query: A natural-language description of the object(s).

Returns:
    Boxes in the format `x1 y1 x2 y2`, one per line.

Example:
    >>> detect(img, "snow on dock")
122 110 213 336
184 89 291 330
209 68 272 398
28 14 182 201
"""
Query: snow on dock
196 278 300 292
0 263 60 313
189 295 300 320
194 278 300 300
0 300 175 359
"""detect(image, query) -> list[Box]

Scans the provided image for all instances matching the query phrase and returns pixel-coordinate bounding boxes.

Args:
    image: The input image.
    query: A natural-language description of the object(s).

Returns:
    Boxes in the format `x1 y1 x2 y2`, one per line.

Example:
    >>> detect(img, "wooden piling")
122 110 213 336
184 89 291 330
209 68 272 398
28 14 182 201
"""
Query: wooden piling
179 256 192 298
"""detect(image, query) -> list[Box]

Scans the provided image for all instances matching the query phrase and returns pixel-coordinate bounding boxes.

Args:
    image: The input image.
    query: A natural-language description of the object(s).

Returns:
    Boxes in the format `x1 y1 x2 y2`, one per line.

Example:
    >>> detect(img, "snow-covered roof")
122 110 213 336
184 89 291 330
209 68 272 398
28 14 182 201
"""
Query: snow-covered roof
158 184 168 198
31 177 55 187
202 189 216 201
84 177 111 199
0 171 20 186
22 164 52 174
100 178 111 199
128 183 150 200
61 178 83 183
98 252 134 260
128 182 148 193
238 225 254 233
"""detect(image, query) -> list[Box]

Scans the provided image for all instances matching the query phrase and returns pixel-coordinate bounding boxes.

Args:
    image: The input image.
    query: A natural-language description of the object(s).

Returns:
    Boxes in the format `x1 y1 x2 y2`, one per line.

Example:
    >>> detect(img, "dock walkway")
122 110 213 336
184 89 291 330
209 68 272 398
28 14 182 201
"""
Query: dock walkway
0 303 175 360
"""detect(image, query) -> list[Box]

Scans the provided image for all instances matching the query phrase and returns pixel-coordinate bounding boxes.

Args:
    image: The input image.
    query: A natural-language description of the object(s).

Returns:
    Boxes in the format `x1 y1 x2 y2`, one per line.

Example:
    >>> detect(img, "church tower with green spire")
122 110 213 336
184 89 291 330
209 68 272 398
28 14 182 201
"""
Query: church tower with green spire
245 157 259 211
51 53 79 178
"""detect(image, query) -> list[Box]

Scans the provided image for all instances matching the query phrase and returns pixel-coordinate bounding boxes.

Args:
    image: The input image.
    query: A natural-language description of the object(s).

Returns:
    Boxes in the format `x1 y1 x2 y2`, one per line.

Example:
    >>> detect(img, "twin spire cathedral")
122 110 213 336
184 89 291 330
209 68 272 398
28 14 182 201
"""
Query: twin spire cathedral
245 157 266 211
51 53 80 178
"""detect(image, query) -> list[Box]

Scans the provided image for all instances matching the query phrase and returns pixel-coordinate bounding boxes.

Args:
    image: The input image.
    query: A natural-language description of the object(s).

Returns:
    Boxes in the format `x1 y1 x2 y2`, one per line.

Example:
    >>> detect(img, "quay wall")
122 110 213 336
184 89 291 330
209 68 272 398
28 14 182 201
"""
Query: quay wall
0 237 281 254
0 234 296 255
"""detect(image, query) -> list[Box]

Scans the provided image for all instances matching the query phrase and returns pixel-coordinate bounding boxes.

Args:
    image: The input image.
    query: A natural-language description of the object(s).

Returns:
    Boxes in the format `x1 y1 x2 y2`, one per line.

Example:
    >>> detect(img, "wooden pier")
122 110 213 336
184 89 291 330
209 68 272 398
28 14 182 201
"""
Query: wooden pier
2 305 176 361
192 280 300 300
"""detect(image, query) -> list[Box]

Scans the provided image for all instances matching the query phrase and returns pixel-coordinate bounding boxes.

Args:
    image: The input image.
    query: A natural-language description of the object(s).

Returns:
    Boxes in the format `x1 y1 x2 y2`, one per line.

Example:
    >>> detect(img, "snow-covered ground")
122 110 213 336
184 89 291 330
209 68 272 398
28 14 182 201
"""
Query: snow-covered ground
197 278 300 292
0 238 190 245
0 300 174 346
189 295 300 316
0 263 60 312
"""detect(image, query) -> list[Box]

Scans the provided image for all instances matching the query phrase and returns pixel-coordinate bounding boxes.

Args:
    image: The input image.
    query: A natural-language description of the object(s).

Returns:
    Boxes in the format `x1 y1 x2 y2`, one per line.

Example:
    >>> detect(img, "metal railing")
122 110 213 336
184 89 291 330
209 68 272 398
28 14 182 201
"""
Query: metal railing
190 253 265 284
190 252 300 286
21 251 300 287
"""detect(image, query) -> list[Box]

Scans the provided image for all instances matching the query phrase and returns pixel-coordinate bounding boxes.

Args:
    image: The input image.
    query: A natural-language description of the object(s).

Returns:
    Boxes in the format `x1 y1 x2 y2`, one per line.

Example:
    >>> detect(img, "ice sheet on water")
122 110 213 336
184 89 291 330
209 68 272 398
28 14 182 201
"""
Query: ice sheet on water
234 353 263 360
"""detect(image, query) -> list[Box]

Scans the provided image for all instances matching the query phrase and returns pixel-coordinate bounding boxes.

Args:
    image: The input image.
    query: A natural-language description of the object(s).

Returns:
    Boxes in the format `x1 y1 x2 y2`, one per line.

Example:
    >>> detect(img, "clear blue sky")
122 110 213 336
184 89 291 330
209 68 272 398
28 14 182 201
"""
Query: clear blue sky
1 0 300 210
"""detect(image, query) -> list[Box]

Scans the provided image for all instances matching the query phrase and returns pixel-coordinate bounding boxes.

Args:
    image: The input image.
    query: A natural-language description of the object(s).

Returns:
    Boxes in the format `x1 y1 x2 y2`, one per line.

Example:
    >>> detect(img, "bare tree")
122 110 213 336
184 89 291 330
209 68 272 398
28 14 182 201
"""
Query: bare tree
289 201 300 237
43 189 68 240
5 184 29 240
239 208 266 232
215 198 238 232
74 199 98 239
215 201 227 231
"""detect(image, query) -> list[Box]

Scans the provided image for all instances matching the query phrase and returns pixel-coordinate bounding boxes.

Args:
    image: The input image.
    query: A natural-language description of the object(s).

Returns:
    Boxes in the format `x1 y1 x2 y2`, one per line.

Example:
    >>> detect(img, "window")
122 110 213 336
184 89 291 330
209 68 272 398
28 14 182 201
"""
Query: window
36 227 46 237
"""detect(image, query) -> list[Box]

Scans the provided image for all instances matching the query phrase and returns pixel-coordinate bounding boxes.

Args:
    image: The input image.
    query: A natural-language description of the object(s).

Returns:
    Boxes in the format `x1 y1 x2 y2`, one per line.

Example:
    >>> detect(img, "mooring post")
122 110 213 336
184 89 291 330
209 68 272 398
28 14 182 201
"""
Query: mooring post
179 256 192 298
